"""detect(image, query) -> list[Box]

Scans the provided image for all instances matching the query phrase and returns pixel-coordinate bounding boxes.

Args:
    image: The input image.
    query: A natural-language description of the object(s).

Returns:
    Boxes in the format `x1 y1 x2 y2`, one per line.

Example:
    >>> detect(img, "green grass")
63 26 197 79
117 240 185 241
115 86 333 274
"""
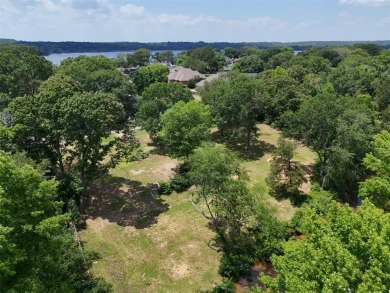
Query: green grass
82 191 221 293
81 124 316 292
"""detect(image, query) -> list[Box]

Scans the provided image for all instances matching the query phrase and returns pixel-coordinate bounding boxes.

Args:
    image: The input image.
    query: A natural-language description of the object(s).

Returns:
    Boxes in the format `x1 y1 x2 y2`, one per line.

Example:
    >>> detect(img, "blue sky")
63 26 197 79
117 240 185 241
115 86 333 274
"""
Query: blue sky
0 0 389 42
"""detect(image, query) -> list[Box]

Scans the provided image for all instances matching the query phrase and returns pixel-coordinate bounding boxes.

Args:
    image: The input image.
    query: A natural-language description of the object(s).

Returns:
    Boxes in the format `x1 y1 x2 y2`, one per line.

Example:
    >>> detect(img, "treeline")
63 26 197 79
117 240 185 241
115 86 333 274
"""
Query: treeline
1 38 390 55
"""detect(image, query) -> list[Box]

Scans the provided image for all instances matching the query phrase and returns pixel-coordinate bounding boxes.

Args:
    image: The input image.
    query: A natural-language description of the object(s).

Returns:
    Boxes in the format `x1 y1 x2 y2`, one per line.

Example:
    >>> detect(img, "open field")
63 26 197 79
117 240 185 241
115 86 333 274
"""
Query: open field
80 125 316 292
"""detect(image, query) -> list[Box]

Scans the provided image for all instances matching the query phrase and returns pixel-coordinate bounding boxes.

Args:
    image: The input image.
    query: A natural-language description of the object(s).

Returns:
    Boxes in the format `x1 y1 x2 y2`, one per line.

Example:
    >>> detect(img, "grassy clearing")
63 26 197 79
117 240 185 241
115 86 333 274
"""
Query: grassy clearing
81 129 221 292
82 191 220 293
81 125 316 292
241 124 316 221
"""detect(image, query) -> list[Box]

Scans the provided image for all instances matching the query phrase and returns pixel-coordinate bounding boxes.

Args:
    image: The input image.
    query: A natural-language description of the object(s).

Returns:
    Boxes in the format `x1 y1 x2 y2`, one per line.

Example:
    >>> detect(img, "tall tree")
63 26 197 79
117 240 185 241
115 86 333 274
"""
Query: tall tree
0 44 53 101
202 73 262 150
0 152 111 292
136 82 193 137
10 86 140 212
159 100 212 158
188 144 286 279
266 137 306 202
57 55 116 88
359 130 390 211
126 48 151 66
283 85 376 198
153 50 174 64
259 66 305 124
131 63 169 94
258 195 390 293
85 69 137 116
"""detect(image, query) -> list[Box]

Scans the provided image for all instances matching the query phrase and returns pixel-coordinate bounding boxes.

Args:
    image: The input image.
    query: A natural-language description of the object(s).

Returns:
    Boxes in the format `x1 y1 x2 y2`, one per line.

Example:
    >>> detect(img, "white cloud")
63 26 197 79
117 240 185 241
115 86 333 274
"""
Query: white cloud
120 4 145 16
297 20 320 29
247 17 287 30
375 15 390 26
39 0 60 12
338 11 350 18
339 0 390 6
0 0 20 14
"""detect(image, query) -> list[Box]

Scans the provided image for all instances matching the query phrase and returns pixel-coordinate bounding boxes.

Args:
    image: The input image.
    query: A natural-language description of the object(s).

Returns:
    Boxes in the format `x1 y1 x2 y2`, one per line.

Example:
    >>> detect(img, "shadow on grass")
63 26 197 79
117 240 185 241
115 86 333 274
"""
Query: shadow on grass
147 137 169 156
211 131 276 160
84 174 168 229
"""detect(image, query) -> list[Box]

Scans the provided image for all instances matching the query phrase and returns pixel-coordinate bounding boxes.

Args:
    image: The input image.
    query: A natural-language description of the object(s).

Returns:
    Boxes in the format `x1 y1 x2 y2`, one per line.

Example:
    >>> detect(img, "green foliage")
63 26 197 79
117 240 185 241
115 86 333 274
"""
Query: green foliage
359 130 390 211
153 50 174 64
157 181 173 195
176 46 225 73
224 47 240 59
202 73 262 150
131 63 169 94
282 85 376 197
260 198 390 292
259 67 305 124
55 55 137 119
85 69 137 116
158 174 192 195
9 80 141 212
266 137 306 204
136 82 193 137
351 43 384 56
265 48 294 69
188 145 287 279
159 100 212 158
0 44 53 101
126 48 151 66
233 54 264 73
0 152 111 292
58 55 116 87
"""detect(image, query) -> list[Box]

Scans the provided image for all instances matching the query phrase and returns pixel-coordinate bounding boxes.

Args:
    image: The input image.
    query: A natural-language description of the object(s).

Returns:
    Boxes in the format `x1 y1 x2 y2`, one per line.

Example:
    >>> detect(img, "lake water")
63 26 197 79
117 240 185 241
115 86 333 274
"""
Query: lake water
45 50 184 65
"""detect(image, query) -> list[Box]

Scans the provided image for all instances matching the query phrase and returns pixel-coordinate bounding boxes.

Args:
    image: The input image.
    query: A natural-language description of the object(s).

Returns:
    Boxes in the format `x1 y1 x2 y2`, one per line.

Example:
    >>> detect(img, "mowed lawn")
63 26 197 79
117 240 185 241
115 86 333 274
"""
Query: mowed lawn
80 125 316 292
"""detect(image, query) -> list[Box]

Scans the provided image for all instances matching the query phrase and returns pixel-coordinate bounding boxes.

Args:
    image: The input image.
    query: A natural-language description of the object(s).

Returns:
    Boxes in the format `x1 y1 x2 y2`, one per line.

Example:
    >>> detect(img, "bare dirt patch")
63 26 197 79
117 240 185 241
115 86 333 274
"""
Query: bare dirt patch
172 262 190 278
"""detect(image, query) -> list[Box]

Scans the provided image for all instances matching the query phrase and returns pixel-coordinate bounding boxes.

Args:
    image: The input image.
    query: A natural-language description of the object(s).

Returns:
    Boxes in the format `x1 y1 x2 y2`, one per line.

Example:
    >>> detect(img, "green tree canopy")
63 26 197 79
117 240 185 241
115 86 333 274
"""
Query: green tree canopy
136 82 193 137
233 54 264 73
202 73 262 150
10 84 141 212
85 69 137 116
57 55 116 88
159 100 212 158
0 152 111 292
282 85 376 198
266 137 306 203
153 50 174 64
131 63 169 94
188 144 287 279
176 46 225 73
0 44 53 101
259 196 390 293
359 130 390 211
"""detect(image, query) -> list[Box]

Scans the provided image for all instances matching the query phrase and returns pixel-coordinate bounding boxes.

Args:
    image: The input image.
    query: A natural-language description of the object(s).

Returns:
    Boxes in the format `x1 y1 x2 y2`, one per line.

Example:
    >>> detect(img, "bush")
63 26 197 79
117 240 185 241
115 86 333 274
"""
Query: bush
158 181 172 195
219 251 253 280
169 174 191 192
187 78 197 89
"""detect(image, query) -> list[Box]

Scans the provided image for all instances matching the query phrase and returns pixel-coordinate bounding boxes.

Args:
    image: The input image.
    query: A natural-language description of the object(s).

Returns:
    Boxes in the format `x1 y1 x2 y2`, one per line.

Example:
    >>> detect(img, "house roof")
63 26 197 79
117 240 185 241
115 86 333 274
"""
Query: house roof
196 73 220 87
168 66 205 82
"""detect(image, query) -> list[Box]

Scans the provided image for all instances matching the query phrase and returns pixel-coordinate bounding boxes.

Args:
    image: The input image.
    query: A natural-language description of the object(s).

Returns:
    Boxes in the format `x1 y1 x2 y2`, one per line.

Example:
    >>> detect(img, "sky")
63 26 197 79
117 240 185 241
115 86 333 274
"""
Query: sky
0 0 389 42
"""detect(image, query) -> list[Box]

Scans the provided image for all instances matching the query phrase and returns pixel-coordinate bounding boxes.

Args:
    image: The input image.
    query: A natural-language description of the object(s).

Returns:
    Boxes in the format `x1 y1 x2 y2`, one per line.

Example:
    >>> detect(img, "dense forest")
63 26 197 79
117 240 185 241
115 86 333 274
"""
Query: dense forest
1 38 390 55
0 43 389 292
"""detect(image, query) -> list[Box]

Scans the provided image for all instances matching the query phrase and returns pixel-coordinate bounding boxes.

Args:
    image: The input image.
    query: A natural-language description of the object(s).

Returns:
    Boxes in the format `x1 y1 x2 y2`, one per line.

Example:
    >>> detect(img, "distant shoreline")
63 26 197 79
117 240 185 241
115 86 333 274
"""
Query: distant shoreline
1 39 389 55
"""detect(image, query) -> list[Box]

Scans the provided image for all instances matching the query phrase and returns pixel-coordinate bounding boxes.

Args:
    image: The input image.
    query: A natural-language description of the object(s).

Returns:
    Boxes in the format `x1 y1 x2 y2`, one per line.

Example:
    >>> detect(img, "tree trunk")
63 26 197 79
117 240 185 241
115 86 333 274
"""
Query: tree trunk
246 128 251 153
79 175 88 214
79 195 86 214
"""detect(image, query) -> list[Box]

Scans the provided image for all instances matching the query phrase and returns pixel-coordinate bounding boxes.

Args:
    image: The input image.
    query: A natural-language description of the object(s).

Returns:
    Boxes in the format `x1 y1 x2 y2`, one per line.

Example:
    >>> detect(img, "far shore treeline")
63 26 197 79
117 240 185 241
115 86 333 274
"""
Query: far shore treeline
0 38 389 55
